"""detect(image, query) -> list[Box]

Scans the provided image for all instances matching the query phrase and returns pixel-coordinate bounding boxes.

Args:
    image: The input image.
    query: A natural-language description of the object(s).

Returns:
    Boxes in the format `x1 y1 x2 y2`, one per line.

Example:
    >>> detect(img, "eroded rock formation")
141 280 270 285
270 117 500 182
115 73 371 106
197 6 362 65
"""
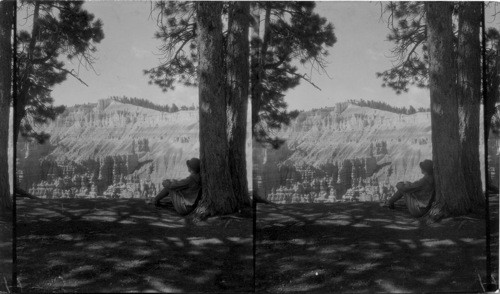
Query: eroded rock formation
254 103 477 204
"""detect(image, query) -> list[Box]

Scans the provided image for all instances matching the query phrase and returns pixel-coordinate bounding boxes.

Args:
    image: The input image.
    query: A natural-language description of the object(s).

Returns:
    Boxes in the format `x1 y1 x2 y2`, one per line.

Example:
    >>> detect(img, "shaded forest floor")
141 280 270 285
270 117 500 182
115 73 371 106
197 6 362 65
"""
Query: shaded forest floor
0 207 12 294
17 198 253 293
256 194 498 293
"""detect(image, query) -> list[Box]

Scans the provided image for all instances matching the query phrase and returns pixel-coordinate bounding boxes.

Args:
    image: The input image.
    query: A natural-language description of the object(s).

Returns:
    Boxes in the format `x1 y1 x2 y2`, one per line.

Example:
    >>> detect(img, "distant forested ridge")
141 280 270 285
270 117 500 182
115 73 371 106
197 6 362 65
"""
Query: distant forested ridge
347 99 429 115
109 96 196 113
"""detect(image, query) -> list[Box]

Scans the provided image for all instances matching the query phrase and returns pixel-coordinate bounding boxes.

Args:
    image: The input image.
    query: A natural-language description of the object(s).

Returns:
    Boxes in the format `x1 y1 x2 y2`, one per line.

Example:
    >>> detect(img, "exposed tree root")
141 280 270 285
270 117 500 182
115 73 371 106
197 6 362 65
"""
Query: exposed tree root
14 188 39 200
188 201 253 223
425 201 449 223
253 193 276 206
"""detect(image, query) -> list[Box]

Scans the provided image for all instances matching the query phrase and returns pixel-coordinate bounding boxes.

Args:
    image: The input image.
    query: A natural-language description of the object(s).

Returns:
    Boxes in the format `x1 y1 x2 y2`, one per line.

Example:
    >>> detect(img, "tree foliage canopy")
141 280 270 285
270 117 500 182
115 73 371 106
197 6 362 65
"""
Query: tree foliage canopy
378 1 500 101
376 2 428 94
145 1 336 148
16 0 104 143
486 26 500 134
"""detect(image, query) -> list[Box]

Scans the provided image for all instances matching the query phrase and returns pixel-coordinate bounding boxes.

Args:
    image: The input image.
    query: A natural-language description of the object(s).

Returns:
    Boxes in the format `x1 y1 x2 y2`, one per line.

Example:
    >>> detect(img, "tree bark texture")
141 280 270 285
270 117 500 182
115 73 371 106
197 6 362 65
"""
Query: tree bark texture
426 2 471 217
194 1 237 218
226 1 251 208
457 2 484 208
0 1 14 210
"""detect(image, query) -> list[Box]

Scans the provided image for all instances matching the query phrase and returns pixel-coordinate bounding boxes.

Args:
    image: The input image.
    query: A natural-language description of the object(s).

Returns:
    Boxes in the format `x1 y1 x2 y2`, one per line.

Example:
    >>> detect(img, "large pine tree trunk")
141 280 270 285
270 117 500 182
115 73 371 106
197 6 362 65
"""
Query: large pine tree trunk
194 1 237 218
226 2 250 208
426 2 471 218
457 2 484 208
0 1 14 210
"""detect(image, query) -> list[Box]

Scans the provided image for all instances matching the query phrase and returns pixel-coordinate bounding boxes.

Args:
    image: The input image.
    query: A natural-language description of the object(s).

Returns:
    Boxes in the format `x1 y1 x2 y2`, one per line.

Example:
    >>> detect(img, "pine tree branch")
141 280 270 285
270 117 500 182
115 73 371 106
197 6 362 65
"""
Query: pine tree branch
30 83 52 93
405 37 424 64
264 54 287 69
488 2 500 19
54 66 89 87
284 70 322 91
172 38 191 61
32 55 53 65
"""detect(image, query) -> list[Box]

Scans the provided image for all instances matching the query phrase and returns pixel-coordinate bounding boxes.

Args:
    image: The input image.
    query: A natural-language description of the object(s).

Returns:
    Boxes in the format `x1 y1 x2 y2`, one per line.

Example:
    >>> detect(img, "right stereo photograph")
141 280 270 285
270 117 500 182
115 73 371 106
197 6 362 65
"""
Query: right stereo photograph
253 2 499 293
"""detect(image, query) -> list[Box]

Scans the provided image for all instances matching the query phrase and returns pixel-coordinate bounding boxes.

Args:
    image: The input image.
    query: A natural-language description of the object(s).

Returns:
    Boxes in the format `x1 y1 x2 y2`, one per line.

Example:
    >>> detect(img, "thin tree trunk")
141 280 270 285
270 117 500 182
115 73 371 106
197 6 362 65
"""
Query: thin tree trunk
457 2 484 208
250 3 261 131
259 5 271 79
485 37 500 136
194 1 237 219
15 1 40 145
426 1 470 218
226 1 250 208
250 3 271 134
13 100 23 144
488 38 500 190
249 4 260 201
0 1 14 210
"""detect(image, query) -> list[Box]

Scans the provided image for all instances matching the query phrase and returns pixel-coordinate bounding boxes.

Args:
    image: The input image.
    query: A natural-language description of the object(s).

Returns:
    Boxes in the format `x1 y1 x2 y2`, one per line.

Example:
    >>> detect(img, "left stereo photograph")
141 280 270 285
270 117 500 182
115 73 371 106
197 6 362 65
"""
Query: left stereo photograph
13 1 253 293
0 0 15 293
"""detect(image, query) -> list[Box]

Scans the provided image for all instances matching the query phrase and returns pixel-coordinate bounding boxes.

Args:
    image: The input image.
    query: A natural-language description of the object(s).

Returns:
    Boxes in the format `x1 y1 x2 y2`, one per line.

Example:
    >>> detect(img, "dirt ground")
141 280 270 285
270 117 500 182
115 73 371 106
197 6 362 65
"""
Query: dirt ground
0 207 12 294
256 195 498 293
16 198 253 293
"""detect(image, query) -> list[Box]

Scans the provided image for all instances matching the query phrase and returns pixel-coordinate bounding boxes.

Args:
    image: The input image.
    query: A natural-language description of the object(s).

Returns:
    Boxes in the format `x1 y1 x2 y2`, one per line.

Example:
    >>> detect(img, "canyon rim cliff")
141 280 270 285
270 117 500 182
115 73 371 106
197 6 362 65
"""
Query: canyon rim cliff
16 98 252 198
254 102 485 204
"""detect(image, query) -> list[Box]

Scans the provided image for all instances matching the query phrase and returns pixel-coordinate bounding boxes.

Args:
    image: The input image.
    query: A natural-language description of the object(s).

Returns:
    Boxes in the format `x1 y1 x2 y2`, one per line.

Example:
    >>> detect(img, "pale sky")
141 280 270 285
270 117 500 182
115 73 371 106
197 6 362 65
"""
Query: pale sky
29 1 499 111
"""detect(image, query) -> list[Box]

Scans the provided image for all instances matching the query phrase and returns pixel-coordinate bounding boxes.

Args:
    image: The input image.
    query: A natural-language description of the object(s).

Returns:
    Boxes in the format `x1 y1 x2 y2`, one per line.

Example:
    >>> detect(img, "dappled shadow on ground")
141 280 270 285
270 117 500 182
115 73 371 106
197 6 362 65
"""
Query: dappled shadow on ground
17 199 253 293
256 200 489 293
0 208 12 293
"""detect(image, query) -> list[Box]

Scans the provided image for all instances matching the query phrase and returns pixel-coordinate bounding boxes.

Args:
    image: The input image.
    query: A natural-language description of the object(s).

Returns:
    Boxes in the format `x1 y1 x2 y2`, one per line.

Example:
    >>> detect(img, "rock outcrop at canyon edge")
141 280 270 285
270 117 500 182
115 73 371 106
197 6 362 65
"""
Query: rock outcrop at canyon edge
254 102 485 204
17 98 251 198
